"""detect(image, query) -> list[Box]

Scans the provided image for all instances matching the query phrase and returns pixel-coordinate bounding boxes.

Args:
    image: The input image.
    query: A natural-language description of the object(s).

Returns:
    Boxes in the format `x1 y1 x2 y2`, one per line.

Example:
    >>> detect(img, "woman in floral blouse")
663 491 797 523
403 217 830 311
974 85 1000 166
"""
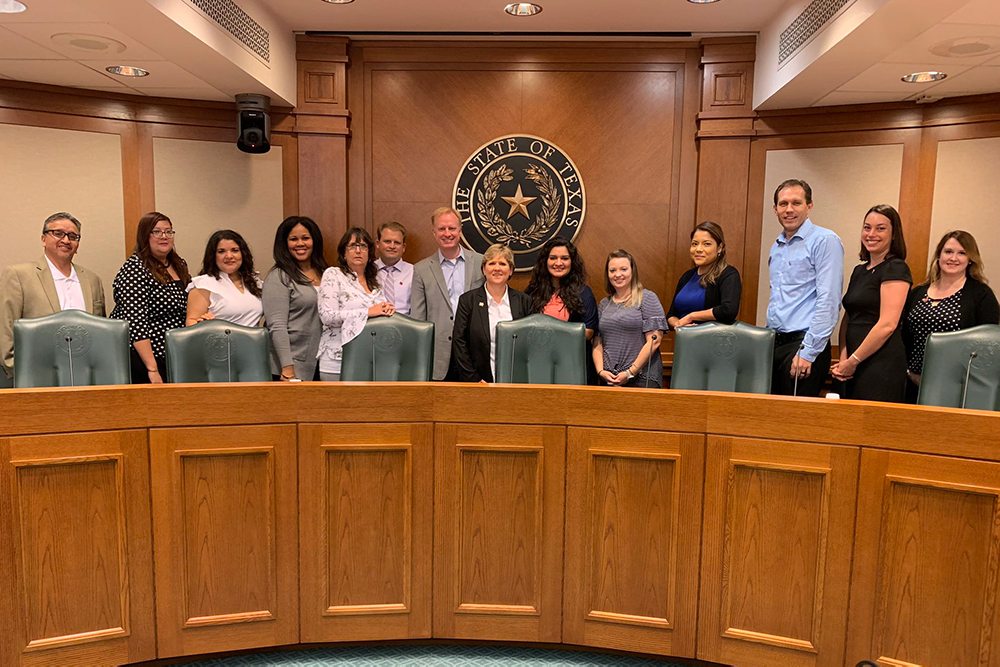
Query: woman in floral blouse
317 227 396 380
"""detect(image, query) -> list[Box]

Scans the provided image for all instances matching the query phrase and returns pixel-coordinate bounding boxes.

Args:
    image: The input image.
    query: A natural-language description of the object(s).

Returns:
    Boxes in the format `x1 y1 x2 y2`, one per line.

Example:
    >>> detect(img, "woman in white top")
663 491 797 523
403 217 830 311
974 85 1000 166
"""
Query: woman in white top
317 227 395 381
186 229 263 327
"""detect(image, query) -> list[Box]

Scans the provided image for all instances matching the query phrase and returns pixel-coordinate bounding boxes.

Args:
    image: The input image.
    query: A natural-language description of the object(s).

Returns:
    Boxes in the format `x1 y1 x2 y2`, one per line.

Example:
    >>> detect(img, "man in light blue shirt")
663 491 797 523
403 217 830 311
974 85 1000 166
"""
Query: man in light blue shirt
767 179 844 396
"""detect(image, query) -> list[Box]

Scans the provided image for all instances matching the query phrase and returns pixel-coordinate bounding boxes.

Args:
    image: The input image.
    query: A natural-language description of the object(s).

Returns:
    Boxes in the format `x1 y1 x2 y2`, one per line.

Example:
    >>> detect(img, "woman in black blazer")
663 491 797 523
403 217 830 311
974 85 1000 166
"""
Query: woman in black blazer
452 244 532 383
666 221 742 329
903 230 1000 398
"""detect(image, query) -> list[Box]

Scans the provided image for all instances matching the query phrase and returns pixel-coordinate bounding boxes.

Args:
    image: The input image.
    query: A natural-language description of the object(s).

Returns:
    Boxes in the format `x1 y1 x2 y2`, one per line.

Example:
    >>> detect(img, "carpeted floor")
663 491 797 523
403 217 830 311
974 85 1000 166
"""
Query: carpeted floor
182 645 688 666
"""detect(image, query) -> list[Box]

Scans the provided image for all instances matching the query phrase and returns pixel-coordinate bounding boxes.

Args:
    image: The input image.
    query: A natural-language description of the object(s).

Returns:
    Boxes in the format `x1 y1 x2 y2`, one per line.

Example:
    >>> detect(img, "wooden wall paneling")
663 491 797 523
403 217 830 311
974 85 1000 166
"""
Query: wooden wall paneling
298 134 349 264
562 427 704 657
739 136 770 324
271 133 299 218
698 435 859 667
149 425 298 658
298 422 432 642
433 423 565 642
694 137 752 278
847 449 1000 667
1 430 154 667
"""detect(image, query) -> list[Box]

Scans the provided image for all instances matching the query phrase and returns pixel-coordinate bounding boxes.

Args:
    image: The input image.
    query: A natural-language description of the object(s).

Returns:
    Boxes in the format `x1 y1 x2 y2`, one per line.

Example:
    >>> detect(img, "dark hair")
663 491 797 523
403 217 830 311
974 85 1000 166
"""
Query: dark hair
691 221 729 287
134 212 191 285
42 212 81 233
773 179 813 206
200 229 261 298
928 230 987 285
604 249 644 308
377 221 407 242
270 216 328 285
859 204 907 262
337 227 379 290
525 237 588 315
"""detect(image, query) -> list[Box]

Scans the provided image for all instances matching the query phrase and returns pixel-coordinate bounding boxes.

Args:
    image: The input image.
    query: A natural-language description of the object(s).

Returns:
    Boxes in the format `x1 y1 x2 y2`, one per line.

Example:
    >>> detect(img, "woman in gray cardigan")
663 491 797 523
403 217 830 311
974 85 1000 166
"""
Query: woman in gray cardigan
263 216 329 381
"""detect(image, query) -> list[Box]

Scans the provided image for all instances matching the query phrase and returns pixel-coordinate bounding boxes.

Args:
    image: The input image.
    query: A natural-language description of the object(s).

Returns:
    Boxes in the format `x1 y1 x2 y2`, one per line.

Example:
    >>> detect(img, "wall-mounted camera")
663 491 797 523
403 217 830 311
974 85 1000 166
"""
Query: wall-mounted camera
235 93 271 154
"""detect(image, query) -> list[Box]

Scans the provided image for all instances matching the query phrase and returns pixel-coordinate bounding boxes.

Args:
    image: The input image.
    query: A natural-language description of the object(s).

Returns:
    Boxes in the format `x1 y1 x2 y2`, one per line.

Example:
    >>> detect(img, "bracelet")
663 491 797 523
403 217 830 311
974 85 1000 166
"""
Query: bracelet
851 353 862 363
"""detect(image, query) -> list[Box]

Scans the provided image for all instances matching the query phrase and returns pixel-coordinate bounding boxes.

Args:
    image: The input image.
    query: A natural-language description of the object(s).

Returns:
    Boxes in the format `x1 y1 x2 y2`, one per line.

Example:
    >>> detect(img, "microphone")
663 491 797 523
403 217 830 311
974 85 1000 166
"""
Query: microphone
792 343 805 397
508 333 518 384
65 334 75 386
224 329 233 382
645 333 659 388
370 331 377 381
961 350 979 410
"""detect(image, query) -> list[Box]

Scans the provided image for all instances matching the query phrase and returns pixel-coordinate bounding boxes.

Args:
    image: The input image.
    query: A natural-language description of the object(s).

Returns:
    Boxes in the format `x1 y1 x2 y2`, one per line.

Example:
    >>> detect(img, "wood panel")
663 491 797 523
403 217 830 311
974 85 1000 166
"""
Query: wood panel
0 430 153 667
698 435 859 667
433 423 564 642
848 449 1000 667
149 425 298 657
563 427 703 657
298 423 432 641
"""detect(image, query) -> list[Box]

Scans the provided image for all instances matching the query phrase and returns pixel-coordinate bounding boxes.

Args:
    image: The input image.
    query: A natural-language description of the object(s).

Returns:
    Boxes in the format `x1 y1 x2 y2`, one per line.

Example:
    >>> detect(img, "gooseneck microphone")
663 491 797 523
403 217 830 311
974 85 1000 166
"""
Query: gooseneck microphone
962 350 979 410
65 335 75 386
509 333 518 384
224 329 233 382
370 331 377 381
645 333 659 389
792 343 805 397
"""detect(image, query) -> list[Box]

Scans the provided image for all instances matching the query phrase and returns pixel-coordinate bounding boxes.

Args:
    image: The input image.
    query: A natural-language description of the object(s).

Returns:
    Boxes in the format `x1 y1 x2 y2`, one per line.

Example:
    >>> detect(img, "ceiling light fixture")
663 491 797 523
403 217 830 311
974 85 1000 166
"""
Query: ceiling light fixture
321 0 355 4
687 0 722 3
106 65 150 78
0 0 27 13
504 2 542 16
901 71 947 83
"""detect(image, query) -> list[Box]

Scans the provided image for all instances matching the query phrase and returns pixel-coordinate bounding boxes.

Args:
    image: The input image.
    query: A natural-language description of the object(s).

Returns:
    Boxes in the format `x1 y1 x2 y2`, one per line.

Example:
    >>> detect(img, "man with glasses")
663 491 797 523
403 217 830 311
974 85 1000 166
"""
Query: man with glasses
0 212 106 379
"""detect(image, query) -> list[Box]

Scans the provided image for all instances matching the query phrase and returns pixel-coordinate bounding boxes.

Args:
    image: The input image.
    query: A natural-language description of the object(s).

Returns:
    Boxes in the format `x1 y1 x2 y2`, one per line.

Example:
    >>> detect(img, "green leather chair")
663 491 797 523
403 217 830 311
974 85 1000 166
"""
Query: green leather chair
13 310 130 387
918 324 1000 410
671 321 774 394
495 314 587 385
164 320 270 383
340 314 435 381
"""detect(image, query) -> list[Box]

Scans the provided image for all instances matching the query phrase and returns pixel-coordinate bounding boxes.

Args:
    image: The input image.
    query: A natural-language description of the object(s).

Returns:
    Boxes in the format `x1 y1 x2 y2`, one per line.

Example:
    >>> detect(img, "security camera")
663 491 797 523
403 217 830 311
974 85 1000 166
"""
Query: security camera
235 93 271 154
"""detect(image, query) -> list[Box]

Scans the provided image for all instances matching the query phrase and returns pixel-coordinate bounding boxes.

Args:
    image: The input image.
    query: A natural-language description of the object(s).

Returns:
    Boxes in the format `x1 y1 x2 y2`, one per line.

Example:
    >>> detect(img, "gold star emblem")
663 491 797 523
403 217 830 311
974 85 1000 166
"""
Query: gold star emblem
500 184 537 220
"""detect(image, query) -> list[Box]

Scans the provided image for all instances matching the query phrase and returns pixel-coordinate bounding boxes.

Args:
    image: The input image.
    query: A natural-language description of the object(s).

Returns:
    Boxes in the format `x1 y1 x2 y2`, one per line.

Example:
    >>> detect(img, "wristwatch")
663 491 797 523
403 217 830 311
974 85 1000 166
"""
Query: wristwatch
625 369 634 381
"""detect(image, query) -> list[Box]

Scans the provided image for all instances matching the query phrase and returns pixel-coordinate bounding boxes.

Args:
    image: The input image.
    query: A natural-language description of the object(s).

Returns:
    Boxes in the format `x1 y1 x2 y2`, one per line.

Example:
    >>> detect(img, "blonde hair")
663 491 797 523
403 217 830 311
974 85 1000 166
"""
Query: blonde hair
481 243 514 271
928 230 988 285
604 249 644 309
430 206 460 226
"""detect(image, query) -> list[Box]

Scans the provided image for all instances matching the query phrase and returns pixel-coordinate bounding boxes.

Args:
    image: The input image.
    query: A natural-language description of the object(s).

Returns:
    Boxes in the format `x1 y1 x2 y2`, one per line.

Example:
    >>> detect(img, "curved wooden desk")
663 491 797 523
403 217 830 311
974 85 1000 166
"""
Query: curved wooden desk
1 384 998 667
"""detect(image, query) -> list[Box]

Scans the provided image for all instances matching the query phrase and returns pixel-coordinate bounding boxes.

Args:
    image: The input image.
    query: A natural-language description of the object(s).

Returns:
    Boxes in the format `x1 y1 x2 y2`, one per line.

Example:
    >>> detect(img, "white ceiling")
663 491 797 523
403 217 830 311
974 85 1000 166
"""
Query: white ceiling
0 0 998 108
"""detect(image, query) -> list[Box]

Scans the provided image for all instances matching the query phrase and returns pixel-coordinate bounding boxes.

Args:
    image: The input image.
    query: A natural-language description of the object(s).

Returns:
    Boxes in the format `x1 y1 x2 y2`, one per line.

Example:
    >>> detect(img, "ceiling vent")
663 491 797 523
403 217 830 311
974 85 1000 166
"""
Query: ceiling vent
184 0 270 64
779 0 856 66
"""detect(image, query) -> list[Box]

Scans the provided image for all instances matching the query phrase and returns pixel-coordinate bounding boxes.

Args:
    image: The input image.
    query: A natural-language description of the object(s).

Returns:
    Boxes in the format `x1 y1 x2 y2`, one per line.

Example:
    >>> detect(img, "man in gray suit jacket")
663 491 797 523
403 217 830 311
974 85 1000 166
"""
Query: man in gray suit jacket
410 207 485 380
0 212 106 379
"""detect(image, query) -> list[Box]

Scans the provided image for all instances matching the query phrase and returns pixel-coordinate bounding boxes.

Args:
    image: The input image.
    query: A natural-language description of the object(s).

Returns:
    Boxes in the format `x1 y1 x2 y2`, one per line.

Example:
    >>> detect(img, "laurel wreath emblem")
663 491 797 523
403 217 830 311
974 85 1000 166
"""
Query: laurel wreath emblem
476 162 562 247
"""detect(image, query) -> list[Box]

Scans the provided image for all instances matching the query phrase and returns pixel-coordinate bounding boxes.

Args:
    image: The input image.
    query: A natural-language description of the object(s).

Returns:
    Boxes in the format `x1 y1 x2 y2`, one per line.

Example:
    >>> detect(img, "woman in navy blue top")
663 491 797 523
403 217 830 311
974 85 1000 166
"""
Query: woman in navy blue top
666 221 742 330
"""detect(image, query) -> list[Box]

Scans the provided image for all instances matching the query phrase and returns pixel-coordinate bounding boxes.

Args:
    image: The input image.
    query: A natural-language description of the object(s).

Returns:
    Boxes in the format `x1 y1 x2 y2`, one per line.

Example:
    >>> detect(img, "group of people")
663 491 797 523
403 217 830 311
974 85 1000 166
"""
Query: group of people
1 177 996 403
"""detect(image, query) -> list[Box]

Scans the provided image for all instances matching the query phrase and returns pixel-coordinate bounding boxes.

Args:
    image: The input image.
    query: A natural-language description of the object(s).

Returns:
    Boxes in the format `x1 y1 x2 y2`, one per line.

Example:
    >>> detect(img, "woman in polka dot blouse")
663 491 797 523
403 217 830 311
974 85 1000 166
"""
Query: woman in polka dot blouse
110 212 191 384
902 230 999 401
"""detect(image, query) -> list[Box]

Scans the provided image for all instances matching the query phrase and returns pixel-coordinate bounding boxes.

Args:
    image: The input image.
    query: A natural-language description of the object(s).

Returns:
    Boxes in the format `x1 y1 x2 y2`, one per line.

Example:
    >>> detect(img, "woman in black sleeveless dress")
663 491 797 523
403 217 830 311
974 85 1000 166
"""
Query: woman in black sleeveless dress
831 204 912 402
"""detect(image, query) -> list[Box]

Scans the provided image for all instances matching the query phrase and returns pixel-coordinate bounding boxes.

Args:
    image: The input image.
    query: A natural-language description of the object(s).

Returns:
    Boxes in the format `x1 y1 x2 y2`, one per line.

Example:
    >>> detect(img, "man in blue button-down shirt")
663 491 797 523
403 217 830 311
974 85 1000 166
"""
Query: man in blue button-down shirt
767 179 845 396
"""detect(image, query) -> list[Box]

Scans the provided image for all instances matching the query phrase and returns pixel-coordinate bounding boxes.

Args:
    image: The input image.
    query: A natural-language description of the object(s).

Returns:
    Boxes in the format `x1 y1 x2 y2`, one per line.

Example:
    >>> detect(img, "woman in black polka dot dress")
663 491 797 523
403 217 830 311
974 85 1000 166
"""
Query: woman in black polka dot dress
110 212 191 383
902 230 999 401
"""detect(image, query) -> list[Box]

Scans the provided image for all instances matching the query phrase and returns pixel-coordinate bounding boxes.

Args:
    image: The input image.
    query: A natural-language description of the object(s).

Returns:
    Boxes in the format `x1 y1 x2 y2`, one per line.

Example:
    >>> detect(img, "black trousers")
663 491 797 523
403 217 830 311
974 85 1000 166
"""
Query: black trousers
129 347 167 384
771 333 831 397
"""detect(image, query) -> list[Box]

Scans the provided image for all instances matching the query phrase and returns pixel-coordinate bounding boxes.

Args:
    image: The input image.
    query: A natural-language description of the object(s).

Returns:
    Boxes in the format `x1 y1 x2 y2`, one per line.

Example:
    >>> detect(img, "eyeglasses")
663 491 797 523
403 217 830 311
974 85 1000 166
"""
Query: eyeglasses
347 243 368 251
150 229 176 238
44 229 81 242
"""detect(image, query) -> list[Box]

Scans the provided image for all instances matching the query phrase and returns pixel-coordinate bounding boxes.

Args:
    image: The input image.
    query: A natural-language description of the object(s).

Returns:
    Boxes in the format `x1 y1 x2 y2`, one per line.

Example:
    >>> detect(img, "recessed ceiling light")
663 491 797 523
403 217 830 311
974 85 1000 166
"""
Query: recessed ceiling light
0 0 27 13
901 71 947 84
106 65 149 78
504 2 542 16
321 0 355 4
687 0 721 3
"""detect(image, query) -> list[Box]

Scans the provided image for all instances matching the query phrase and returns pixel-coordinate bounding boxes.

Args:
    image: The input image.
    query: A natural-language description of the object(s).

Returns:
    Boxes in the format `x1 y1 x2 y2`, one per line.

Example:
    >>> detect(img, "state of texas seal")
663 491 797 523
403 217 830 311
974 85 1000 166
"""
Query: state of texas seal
453 135 586 271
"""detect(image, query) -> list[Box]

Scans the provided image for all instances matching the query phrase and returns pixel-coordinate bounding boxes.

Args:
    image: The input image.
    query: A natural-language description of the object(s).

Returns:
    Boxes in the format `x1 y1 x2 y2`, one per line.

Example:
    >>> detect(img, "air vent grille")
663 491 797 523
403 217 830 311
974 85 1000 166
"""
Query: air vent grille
779 0 853 65
187 0 270 63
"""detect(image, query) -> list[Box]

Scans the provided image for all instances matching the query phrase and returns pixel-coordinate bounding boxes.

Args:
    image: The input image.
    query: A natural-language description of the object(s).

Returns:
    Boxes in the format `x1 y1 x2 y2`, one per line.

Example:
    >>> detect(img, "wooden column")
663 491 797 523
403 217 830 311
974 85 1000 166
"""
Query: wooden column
695 38 756 322
294 36 352 262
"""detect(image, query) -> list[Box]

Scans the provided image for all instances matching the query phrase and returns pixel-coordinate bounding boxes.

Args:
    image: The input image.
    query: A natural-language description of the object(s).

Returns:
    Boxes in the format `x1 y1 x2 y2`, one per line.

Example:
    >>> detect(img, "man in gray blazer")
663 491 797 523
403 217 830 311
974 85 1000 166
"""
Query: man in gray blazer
0 212 107 379
411 207 485 380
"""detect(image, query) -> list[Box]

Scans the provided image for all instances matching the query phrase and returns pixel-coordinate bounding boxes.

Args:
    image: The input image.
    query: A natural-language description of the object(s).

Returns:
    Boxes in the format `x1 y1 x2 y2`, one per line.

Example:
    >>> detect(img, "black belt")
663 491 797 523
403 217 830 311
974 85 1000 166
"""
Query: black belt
774 330 807 346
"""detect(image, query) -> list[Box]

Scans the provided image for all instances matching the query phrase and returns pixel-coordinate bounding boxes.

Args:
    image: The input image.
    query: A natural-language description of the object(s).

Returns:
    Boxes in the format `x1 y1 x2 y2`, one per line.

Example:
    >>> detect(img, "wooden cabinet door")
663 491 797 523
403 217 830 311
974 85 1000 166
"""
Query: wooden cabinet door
149 425 298 658
298 423 432 641
848 449 1000 667
0 430 154 667
562 427 704 657
433 424 565 642
698 436 859 667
